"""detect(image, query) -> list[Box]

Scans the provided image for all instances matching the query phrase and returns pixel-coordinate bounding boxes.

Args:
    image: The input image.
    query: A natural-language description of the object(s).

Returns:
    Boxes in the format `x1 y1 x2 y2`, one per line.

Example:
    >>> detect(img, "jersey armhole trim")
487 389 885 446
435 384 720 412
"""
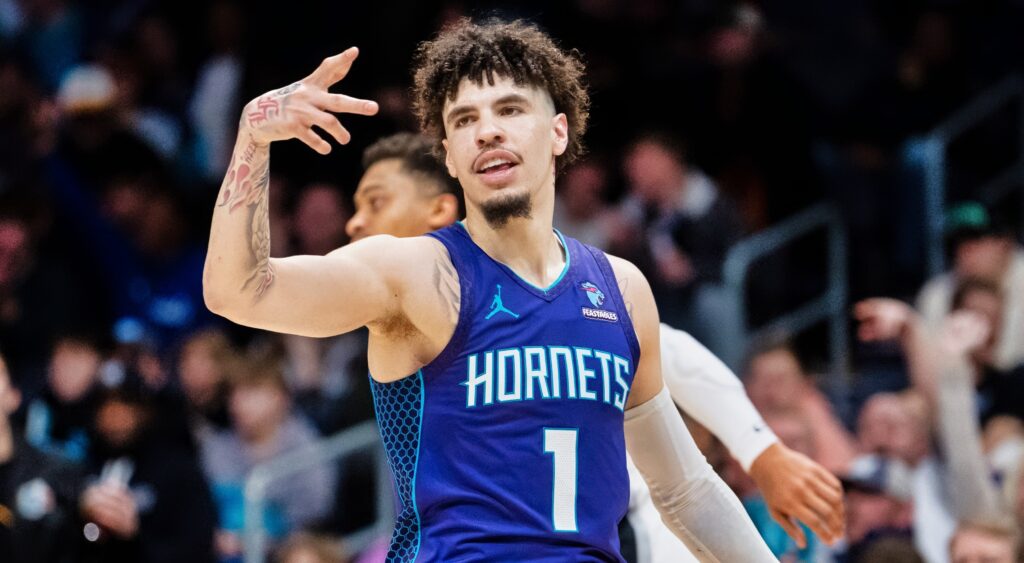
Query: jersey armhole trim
423 230 475 377
585 245 642 367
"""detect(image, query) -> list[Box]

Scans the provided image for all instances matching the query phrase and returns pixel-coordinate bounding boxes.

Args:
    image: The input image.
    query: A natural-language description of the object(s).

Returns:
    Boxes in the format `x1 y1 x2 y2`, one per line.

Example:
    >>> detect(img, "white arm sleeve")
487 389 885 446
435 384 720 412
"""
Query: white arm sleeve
660 324 778 471
625 386 777 562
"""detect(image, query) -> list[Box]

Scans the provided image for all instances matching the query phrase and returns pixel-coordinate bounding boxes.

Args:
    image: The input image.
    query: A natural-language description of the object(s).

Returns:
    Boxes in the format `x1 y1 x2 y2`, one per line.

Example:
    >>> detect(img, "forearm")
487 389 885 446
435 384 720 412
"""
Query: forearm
660 325 778 471
936 354 1009 525
625 387 776 562
899 317 940 404
203 132 274 311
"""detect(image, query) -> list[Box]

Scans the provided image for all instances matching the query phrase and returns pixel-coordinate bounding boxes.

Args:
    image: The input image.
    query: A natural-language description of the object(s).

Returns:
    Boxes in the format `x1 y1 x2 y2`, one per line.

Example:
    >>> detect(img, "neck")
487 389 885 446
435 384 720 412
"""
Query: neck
464 180 564 288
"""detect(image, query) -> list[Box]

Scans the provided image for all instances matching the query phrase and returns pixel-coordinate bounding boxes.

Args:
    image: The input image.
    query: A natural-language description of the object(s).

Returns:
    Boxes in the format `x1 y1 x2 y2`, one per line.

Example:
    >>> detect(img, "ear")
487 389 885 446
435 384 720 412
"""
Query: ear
427 193 460 230
551 113 569 158
442 139 458 178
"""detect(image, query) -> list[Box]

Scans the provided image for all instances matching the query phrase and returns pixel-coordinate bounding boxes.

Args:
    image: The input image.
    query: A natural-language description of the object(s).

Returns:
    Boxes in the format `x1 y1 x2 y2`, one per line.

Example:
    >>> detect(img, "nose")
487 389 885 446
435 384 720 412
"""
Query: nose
475 112 505 148
345 213 365 240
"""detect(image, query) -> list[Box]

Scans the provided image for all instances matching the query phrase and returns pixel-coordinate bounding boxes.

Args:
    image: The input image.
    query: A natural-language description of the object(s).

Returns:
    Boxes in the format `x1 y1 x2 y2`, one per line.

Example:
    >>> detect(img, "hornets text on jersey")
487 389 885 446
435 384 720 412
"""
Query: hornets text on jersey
370 223 640 562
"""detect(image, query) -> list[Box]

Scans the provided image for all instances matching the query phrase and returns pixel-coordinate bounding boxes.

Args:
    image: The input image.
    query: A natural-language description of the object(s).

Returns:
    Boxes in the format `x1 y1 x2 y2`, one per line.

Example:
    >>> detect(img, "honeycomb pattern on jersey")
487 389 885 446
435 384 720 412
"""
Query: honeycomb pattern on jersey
371 373 424 563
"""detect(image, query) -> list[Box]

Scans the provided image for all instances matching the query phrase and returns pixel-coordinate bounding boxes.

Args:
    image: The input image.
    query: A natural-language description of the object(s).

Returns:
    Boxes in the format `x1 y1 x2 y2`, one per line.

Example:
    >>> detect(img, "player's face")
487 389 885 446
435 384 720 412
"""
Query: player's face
347 159 452 241
440 76 568 225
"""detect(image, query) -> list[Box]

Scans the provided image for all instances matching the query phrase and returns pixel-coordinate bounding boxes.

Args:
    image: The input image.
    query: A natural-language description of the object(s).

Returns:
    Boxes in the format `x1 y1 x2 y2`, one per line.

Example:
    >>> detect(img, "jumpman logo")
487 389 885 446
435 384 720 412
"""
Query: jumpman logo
485 284 520 320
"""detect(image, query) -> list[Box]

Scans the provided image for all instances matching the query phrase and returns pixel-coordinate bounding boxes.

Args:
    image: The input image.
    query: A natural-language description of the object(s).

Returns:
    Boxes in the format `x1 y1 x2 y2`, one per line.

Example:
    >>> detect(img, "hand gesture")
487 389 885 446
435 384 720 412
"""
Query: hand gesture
748 443 845 548
937 310 992 359
240 47 379 154
853 298 914 342
81 482 140 539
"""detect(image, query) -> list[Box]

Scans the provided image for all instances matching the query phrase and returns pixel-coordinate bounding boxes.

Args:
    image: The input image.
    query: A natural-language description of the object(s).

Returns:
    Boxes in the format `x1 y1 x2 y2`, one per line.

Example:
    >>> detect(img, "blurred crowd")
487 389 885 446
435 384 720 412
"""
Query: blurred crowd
0 0 1023 562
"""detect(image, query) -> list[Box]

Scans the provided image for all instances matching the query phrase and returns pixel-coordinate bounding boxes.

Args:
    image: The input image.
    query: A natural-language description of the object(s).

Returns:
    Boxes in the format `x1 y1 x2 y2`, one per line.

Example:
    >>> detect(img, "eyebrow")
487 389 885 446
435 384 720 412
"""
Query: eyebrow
445 93 534 126
353 184 386 202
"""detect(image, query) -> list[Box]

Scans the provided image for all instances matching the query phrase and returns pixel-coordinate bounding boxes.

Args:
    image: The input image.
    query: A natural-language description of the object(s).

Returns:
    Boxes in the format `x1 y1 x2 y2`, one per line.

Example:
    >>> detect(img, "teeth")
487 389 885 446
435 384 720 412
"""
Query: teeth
479 158 512 172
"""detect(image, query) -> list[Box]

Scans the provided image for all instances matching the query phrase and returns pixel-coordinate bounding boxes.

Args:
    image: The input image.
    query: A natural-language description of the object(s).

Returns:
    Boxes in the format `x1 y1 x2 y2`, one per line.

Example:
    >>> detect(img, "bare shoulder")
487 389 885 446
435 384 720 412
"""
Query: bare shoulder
335 234 460 340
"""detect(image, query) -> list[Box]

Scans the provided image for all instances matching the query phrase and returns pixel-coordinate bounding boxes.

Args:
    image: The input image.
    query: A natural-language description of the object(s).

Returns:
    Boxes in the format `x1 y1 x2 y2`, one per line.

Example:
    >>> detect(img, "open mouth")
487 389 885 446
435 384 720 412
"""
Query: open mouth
477 158 518 174
474 149 521 180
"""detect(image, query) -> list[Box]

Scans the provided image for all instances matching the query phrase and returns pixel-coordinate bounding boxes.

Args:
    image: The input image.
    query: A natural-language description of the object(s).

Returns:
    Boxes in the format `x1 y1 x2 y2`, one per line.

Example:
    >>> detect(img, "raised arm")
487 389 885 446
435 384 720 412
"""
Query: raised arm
612 257 776 562
203 48 408 337
660 325 844 547
855 298 939 403
932 312 1011 527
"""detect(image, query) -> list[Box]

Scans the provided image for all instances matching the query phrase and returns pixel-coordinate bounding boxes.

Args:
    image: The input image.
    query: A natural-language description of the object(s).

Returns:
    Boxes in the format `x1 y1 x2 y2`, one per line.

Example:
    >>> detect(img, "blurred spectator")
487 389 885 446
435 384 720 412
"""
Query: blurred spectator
274 532 348 563
291 182 350 257
25 335 102 462
11 0 83 91
79 379 216 563
554 159 615 249
0 52 48 186
178 329 235 437
45 167 214 352
855 392 932 467
917 202 1024 371
201 357 335 560
949 524 1019 563
744 340 858 474
841 478 915 562
51 63 164 190
0 350 83 563
281 181 368 434
188 0 245 181
616 132 743 355
0 201 87 393
852 536 923 563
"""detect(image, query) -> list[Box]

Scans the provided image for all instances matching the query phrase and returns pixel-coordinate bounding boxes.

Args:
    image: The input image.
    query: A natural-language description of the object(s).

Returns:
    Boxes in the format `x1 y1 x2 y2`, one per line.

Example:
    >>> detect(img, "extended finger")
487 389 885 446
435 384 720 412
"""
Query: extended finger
805 469 843 504
769 507 806 549
307 47 359 88
792 502 835 543
319 92 379 116
298 128 332 155
312 112 351 145
805 488 844 540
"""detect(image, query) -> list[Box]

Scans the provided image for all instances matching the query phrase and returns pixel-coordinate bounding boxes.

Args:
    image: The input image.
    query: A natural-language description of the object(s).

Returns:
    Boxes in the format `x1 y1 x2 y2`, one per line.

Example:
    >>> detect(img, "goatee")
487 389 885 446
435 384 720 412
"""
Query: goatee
481 192 532 228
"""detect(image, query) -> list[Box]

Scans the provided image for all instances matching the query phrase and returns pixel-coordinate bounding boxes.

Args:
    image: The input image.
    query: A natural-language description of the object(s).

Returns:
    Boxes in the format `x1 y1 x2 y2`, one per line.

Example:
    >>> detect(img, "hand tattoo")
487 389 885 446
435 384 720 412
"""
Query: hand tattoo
246 97 281 127
245 82 300 128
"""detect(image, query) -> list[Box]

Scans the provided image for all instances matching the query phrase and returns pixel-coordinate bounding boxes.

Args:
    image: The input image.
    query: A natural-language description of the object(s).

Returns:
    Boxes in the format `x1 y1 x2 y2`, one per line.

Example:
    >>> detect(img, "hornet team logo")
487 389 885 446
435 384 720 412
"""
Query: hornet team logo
581 282 605 308
580 281 617 323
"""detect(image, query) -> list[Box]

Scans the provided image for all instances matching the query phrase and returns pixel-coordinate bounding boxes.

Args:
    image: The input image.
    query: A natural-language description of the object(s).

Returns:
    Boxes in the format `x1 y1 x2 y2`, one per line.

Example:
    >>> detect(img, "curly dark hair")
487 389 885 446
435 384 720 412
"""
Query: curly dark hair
412 18 590 171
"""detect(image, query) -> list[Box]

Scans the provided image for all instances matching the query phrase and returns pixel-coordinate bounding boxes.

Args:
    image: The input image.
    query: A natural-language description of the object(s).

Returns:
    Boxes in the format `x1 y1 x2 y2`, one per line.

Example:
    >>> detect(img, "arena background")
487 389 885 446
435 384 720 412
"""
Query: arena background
0 0 1023 562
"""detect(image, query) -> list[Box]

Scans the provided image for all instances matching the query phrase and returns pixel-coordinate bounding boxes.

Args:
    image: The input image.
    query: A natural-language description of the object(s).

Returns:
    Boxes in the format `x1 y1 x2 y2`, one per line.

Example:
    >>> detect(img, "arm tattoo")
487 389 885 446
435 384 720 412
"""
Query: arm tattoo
241 186 275 298
433 253 460 325
618 274 634 321
218 137 274 299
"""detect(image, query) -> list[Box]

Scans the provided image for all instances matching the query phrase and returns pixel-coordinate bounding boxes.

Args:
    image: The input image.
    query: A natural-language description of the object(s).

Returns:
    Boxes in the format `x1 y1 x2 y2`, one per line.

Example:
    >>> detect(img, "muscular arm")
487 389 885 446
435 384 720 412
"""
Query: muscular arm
204 49 412 337
611 257 775 561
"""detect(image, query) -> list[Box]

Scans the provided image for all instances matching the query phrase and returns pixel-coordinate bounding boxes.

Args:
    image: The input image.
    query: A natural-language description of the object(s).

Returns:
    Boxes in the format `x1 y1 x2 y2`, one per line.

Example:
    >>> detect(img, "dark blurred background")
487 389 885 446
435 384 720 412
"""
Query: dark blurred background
1 0 1023 562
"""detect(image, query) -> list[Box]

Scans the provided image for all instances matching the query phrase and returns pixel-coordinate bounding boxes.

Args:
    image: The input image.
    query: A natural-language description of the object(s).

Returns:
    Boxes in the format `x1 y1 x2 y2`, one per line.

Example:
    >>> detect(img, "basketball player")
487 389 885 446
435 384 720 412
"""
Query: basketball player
350 132 843 560
204 20 775 561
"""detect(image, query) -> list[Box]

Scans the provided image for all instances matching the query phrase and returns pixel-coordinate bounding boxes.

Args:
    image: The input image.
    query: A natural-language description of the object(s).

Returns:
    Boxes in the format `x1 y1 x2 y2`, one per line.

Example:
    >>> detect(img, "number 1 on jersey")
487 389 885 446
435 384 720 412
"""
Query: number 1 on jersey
543 428 578 532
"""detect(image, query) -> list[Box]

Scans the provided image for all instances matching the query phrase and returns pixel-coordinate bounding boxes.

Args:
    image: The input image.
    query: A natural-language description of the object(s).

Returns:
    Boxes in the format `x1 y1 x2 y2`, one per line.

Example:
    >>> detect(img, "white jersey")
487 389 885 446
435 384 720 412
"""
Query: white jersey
625 325 779 561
